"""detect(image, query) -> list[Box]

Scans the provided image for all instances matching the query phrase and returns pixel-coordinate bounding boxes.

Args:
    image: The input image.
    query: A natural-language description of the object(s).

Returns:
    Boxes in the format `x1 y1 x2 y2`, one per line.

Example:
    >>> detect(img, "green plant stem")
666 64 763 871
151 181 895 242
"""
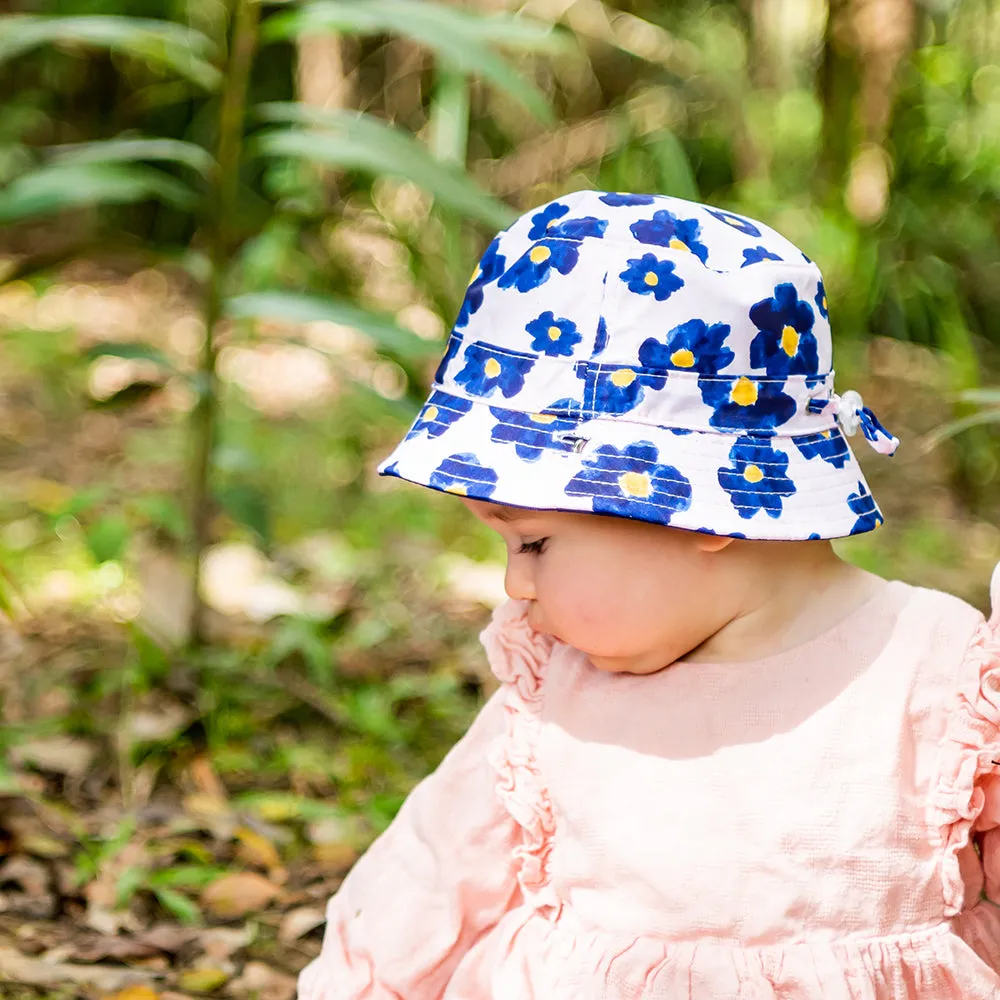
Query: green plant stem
188 0 260 645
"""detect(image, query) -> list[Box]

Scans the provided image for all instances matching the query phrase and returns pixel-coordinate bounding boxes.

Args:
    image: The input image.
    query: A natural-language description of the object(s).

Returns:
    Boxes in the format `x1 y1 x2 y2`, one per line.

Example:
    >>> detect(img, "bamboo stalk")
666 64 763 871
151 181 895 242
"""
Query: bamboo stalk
188 0 260 645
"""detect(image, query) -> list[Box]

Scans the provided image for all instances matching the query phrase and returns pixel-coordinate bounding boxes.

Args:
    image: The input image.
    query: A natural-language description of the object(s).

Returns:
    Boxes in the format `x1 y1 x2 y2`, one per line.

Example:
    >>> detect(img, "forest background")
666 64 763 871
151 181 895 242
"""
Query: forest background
1 0 999 997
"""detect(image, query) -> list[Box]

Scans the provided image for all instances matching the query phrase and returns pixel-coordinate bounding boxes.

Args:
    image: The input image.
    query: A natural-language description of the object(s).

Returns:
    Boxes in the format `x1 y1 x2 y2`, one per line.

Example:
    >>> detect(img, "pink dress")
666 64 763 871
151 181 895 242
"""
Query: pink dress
298 570 1000 999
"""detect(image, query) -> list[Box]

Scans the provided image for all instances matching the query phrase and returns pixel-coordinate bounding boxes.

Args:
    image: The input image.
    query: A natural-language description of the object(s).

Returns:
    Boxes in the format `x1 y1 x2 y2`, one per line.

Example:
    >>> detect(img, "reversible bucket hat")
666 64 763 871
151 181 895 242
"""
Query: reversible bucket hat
378 190 899 540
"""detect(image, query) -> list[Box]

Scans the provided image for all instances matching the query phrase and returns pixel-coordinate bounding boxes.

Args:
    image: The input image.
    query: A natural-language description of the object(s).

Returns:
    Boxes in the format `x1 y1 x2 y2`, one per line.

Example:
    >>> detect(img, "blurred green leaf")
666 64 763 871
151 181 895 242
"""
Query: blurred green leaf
262 0 554 122
646 130 699 203
252 105 515 229
429 66 470 166
225 289 437 360
152 886 202 925
216 484 271 545
922 408 1000 450
130 495 189 541
0 15 221 91
84 341 175 369
115 864 147 907
85 514 130 564
51 137 216 179
0 162 198 224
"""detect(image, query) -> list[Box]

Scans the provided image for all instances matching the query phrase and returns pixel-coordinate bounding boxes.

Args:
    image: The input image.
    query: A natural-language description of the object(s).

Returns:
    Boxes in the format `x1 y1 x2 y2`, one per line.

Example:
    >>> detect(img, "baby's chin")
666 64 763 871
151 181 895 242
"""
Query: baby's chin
577 647 674 676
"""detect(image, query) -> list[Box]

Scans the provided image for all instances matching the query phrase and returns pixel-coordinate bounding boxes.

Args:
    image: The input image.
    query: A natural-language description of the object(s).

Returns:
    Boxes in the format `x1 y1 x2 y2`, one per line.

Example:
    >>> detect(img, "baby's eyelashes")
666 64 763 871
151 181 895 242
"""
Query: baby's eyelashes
518 538 549 555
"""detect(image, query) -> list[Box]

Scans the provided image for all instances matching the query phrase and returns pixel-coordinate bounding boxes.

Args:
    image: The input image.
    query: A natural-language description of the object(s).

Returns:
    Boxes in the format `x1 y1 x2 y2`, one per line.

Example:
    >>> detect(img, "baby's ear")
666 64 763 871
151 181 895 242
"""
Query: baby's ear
693 532 736 554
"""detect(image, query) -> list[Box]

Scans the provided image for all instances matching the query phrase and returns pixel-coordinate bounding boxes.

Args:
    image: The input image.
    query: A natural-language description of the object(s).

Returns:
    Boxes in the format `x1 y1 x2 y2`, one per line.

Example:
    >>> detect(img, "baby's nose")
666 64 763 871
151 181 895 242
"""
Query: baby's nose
504 558 536 602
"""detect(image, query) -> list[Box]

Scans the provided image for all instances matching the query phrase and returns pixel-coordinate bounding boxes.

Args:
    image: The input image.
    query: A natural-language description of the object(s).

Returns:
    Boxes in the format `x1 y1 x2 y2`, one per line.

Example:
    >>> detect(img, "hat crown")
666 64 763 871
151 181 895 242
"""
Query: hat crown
435 190 833 438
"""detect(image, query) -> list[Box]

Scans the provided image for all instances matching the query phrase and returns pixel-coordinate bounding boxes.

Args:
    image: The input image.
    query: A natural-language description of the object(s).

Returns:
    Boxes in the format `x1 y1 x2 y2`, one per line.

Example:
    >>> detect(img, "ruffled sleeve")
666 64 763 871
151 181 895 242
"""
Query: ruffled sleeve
933 561 1000 913
297 678 521 999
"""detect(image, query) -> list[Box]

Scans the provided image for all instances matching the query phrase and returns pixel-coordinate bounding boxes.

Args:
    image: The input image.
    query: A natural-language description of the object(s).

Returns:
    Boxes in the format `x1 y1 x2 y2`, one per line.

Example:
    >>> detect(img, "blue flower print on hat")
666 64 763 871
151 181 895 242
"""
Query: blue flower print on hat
489 398 580 461
565 441 692 521
592 315 609 357
794 429 849 469
707 208 762 238
455 237 506 329
848 481 883 534
748 282 819 377
498 239 580 293
429 453 498 499
630 210 709 264
742 246 783 268
620 253 684 301
718 437 797 520
599 192 656 206
699 375 797 431
527 202 608 241
434 331 463 384
638 319 735 375
815 280 829 319
586 365 667 415
405 390 473 440
453 341 536 398
525 311 583 357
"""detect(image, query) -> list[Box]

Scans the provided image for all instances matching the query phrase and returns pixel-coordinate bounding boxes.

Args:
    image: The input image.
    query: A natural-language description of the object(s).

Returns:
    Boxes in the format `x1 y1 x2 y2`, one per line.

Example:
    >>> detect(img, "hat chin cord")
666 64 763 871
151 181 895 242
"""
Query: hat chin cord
830 389 900 457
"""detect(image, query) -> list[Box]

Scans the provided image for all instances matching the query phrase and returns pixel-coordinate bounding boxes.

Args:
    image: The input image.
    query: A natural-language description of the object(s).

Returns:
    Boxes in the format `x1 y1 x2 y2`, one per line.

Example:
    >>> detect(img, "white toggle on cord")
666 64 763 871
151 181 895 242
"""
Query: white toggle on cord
832 389 900 457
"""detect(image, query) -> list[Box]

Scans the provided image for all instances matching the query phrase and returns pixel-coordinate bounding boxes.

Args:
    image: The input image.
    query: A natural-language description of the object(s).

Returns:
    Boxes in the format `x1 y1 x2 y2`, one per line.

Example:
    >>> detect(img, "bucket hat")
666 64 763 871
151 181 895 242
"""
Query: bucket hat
378 190 898 540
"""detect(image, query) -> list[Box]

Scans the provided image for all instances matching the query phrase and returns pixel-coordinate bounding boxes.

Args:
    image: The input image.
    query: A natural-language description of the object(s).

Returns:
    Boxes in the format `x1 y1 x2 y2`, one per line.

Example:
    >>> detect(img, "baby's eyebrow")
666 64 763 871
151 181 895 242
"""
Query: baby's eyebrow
489 506 533 523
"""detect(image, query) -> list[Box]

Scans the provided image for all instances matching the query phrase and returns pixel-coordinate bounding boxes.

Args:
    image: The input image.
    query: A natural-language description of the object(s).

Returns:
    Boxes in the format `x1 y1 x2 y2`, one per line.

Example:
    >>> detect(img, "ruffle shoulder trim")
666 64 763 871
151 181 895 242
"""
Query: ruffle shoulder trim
480 601 559 902
932 561 1000 915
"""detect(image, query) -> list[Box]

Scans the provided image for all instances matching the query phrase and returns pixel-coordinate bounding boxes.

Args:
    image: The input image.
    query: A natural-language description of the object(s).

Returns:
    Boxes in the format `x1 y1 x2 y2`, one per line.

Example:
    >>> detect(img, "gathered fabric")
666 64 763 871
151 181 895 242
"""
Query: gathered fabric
298 571 1000 999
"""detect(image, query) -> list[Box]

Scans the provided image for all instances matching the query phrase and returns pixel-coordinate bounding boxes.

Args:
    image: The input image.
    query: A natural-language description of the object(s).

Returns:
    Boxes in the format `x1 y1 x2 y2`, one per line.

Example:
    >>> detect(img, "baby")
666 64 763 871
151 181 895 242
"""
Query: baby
298 191 1000 998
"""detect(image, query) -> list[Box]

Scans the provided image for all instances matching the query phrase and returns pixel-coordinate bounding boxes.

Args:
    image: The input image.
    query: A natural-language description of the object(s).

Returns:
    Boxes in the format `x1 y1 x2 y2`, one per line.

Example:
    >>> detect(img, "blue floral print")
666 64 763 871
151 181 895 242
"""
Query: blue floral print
699 375 797 431
599 192 656 206
742 246 783 268
455 237 506 329
630 210 709 264
815 280 829 319
748 282 819 377
619 253 684 301
527 201 608 241
429 453 498 499
638 318 735 375
525 310 583 357
707 208 762 237
848 482 883 533
594 366 667 414
718 437 797 520
434 331 463 384
565 441 692 521
793 429 849 469
489 398 580 461
498 239 580 293
453 341 536 398
592 315 609 356
405 390 472 440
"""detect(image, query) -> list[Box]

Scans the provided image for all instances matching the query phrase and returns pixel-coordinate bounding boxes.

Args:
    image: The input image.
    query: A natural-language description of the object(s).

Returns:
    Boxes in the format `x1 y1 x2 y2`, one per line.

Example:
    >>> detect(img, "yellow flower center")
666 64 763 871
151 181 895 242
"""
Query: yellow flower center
467 266 481 287
529 413 557 424
618 471 653 498
821 429 831 439
443 483 468 496
670 348 695 368
484 358 502 378
548 325 562 341
644 270 659 286
529 245 551 264
669 238 690 253
423 405 439 422
610 368 637 387
780 324 800 357
822 296 828 312
730 376 758 407
743 464 764 484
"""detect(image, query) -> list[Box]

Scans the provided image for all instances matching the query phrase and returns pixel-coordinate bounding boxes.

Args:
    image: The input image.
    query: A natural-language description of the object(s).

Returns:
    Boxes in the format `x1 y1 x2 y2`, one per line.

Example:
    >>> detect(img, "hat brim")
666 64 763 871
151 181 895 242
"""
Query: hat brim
378 389 884 541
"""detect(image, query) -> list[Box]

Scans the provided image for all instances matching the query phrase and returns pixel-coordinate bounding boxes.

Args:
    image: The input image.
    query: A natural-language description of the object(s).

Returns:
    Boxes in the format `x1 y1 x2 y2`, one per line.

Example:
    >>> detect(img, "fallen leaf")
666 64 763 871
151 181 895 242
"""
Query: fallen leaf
0 945 160 991
9 736 97 777
178 966 229 993
234 826 282 871
199 924 253 961
71 935 164 963
201 872 280 919
311 840 358 872
228 961 296 1000
101 986 160 1000
135 924 199 954
189 755 227 800
278 905 326 943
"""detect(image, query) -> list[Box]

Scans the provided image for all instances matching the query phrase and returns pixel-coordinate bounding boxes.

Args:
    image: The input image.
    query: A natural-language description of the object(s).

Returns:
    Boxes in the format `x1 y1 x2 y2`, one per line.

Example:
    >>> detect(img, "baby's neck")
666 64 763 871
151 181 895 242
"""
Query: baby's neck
682 544 886 664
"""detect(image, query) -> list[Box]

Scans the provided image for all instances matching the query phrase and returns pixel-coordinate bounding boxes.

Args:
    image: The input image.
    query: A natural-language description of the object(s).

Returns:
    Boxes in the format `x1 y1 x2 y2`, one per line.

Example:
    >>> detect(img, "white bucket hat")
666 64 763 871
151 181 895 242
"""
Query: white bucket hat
378 190 898 540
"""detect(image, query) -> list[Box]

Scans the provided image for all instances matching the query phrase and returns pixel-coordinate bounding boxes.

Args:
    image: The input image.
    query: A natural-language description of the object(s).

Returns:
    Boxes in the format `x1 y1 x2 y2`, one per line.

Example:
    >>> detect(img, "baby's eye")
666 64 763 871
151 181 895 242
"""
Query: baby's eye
518 538 548 555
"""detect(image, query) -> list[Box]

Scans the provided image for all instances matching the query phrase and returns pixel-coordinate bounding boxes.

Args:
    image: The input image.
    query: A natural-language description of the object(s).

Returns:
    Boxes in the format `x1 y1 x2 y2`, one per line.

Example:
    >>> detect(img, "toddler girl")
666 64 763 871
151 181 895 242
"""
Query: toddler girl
298 191 1000 998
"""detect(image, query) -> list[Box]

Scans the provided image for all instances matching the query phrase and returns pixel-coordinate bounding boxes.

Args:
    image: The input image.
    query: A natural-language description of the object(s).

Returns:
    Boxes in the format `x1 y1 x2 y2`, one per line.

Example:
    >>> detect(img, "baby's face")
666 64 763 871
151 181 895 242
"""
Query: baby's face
463 499 735 674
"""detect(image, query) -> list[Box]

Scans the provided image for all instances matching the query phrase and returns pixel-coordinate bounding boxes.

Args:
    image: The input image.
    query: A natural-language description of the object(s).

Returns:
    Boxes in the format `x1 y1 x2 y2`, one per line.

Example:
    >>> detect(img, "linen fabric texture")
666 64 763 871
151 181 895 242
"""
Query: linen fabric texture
298 566 1000 999
378 190 893 540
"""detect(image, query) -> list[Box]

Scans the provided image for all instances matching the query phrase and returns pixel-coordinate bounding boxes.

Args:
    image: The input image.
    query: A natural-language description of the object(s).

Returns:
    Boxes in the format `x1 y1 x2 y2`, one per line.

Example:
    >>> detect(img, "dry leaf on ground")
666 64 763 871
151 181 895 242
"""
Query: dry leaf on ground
278 906 326 943
201 872 280 919
101 985 160 1000
228 961 297 1000
0 944 160 991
